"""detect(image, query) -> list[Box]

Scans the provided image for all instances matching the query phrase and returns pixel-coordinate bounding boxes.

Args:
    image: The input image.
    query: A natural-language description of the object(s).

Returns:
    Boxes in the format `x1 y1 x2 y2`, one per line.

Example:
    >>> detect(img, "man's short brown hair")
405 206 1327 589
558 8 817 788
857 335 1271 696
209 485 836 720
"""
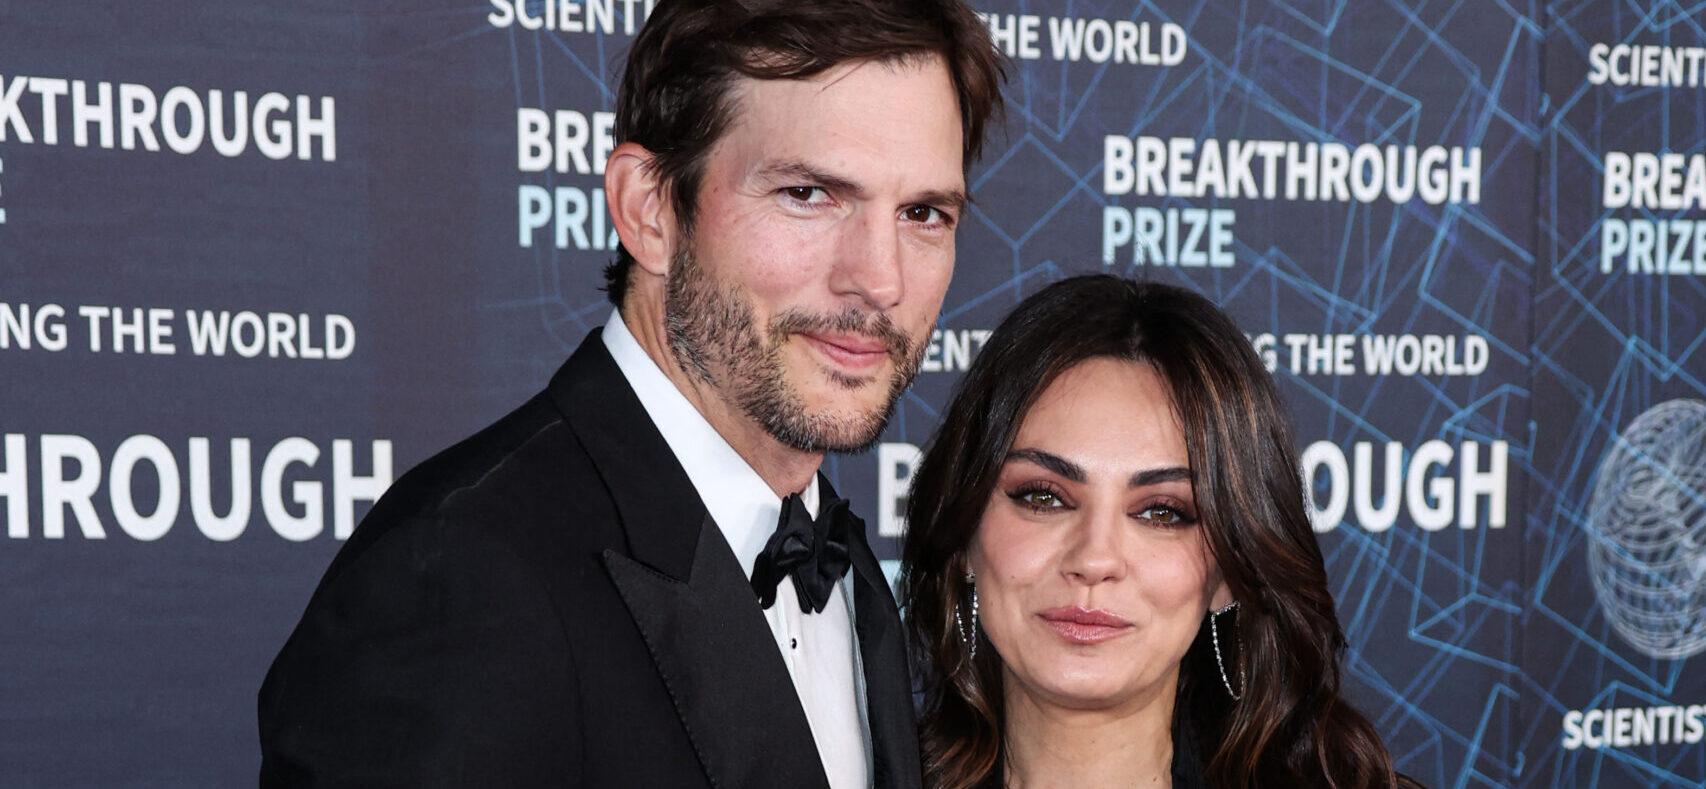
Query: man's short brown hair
604 0 1006 306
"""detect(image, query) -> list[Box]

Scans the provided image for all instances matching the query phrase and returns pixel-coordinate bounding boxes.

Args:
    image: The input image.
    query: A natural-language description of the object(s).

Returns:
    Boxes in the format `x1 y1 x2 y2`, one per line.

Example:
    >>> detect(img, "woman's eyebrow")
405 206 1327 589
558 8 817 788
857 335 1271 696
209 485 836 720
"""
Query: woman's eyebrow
1007 450 1191 488
1004 448 1084 483
1129 466 1191 488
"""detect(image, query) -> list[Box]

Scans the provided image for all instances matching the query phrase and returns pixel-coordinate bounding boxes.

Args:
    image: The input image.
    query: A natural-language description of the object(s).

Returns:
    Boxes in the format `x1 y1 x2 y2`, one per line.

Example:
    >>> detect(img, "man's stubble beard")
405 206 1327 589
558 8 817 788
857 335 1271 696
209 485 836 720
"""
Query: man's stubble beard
663 241 928 454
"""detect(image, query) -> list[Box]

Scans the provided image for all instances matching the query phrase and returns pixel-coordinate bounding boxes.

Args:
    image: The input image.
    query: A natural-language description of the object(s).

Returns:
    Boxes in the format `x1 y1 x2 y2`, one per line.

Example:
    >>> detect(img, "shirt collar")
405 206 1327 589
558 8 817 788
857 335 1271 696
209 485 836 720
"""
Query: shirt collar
602 310 819 579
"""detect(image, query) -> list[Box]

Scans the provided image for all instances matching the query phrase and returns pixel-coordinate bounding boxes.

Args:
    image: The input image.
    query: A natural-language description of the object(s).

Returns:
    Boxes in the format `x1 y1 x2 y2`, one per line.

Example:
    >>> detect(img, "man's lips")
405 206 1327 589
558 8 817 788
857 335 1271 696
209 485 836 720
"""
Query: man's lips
800 332 889 372
1038 606 1134 645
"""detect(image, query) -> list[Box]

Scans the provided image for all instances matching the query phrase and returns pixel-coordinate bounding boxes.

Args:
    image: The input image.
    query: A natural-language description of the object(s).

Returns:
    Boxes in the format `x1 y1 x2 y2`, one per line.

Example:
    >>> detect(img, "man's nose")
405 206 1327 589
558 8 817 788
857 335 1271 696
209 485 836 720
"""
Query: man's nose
829 208 905 311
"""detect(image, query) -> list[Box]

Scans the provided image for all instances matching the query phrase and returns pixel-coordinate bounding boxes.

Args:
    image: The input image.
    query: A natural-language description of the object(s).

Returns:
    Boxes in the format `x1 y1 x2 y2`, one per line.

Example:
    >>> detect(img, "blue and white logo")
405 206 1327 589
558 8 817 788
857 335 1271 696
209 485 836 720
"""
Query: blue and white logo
1588 399 1706 660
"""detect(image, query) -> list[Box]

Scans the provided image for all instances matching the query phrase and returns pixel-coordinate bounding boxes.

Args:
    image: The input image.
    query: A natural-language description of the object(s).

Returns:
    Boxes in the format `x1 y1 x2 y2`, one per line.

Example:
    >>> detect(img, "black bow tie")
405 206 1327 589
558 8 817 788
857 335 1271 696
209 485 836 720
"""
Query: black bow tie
750 492 854 614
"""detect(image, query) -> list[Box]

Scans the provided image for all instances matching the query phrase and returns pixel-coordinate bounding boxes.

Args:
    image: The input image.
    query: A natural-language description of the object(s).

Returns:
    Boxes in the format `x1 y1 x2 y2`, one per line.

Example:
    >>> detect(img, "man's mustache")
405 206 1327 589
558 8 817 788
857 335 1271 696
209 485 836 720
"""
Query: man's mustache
770 309 915 365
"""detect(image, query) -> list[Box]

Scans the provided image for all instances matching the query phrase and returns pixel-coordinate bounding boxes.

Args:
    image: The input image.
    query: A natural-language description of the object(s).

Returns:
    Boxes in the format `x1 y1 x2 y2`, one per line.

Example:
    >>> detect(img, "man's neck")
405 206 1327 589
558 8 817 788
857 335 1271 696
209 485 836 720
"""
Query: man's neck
617 298 823 498
1001 677 1175 789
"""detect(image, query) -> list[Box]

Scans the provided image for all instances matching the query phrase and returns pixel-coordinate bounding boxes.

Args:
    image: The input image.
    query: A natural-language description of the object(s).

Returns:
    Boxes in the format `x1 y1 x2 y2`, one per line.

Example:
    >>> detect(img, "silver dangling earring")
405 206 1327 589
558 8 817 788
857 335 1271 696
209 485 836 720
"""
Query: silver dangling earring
1210 601 1245 701
953 573 979 662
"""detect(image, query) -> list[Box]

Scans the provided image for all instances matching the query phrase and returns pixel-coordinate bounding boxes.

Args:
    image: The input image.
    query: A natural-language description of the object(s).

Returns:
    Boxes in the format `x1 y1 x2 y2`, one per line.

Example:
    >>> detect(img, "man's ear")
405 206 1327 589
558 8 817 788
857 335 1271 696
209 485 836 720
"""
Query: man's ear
605 141 674 278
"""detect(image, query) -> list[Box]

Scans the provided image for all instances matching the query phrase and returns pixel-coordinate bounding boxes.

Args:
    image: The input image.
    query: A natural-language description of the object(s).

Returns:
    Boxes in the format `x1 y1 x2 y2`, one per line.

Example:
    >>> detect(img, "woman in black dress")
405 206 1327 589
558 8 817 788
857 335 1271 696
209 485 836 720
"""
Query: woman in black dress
901 275 1419 788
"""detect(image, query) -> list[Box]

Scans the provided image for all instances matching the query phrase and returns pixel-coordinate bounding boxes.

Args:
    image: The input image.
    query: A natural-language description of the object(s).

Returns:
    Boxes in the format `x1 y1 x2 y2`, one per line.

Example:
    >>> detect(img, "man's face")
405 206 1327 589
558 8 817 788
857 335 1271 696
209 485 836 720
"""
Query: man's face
664 55 966 453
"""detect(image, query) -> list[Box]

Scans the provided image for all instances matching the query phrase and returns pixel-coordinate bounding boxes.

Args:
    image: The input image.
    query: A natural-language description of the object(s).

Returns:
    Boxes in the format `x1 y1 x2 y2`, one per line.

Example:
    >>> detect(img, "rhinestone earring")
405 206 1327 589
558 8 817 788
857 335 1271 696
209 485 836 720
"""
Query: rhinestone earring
953 573 979 662
1210 601 1245 701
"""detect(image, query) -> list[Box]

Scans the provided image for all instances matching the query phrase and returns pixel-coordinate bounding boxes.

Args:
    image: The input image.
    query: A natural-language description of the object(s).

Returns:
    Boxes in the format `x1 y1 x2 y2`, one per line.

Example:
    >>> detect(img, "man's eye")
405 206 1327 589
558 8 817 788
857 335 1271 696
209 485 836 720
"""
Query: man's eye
903 205 947 225
783 186 827 204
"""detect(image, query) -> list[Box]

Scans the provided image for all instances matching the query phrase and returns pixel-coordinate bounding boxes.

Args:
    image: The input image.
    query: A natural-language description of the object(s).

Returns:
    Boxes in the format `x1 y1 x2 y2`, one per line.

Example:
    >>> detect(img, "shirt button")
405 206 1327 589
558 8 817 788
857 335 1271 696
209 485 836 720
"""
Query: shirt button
790 638 798 650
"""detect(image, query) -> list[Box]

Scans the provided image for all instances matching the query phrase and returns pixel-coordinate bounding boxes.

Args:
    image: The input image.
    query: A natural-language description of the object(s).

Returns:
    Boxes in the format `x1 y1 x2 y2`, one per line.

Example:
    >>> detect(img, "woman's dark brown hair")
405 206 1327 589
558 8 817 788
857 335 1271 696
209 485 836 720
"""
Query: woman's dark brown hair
900 275 1413 788
603 0 1006 306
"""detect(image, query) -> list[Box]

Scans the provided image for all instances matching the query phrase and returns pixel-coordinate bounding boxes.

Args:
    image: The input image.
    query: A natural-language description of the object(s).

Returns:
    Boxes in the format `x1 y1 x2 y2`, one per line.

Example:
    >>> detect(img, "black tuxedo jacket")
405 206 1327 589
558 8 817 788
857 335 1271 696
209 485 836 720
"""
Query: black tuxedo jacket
259 331 922 788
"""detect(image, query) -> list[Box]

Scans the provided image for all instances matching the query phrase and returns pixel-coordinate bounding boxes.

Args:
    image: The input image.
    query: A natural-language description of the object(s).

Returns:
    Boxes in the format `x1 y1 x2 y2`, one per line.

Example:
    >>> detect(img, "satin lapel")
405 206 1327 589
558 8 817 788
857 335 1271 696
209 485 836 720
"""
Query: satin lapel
553 334 827 787
603 517 830 789
832 478 924 789
551 329 701 580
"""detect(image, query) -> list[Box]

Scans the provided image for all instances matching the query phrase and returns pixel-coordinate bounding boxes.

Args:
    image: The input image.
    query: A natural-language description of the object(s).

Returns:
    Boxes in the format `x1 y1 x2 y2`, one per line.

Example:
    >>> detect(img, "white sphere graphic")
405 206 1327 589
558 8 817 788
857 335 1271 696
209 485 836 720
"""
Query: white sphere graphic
1587 399 1706 660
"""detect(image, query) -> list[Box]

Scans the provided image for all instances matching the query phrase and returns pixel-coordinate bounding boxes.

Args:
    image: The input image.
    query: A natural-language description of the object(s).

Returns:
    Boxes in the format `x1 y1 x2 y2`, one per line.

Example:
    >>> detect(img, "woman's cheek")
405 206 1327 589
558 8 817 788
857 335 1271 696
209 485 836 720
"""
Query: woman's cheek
1142 541 1214 610
972 516 1043 641
973 509 1055 580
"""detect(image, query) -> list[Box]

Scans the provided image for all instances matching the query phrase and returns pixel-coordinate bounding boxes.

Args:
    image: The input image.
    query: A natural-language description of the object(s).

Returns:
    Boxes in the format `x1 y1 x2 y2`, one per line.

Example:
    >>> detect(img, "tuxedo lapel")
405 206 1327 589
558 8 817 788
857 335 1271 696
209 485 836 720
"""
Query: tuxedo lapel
830 478 924 789
551 331 702 580
603 518 829 789
552 334 828 789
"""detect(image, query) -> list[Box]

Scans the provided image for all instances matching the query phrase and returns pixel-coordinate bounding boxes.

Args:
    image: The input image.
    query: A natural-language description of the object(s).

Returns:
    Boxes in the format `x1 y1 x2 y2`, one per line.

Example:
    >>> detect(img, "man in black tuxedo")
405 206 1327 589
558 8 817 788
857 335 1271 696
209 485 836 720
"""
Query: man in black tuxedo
257 1 1003 786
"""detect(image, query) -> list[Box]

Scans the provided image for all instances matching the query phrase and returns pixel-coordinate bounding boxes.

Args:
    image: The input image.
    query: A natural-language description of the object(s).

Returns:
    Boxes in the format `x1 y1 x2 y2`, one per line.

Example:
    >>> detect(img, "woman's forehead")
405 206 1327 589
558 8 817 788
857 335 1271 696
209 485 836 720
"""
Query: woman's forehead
1012 359 1190 479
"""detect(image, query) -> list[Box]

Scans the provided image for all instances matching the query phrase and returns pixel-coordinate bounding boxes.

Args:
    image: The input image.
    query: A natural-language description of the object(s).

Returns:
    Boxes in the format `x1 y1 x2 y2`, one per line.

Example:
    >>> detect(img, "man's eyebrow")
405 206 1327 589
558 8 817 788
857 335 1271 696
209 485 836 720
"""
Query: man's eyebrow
758 159 967 214
1005 448 1085 483
910 188 968 214
1129 466 1191 488
756 160 865 197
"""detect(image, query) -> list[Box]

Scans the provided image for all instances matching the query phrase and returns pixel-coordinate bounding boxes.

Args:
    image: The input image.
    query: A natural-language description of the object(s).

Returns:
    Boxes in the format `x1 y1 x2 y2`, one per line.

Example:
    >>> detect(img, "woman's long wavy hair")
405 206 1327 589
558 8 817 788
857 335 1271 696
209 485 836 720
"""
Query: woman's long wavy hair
900 275 1412 788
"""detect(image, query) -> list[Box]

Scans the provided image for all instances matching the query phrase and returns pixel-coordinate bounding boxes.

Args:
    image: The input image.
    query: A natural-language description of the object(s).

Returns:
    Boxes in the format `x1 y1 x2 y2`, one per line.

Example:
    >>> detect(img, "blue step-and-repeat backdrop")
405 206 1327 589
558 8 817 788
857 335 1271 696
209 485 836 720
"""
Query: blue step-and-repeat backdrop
2 1 1703 785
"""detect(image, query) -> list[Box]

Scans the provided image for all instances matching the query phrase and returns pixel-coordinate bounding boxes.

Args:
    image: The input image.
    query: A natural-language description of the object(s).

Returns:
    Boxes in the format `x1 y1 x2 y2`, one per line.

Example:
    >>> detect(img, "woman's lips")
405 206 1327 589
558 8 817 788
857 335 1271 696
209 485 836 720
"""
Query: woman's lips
800 332 888 373
1038 606 1134 645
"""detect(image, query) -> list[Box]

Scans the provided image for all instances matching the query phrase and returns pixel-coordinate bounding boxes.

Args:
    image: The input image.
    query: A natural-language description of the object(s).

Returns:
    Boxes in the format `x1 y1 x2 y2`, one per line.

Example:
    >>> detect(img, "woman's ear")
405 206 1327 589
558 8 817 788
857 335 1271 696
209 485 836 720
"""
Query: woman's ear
1208 579 1233 612
604 141 675 278
960 543 983 582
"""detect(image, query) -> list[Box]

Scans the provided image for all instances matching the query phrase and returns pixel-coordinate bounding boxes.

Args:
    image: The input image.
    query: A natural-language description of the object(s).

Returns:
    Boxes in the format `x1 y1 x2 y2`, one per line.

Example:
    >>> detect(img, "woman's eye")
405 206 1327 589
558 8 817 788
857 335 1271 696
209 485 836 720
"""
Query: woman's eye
1137 506 1191 526
1010 489 1064 510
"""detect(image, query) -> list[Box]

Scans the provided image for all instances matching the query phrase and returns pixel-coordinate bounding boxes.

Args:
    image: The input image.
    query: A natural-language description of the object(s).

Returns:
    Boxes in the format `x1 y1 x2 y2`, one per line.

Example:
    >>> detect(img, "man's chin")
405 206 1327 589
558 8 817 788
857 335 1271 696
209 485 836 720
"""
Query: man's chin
823 369 887 392
759 352 912 452
796 423 889 454
798 382 895 419
755 396 889 454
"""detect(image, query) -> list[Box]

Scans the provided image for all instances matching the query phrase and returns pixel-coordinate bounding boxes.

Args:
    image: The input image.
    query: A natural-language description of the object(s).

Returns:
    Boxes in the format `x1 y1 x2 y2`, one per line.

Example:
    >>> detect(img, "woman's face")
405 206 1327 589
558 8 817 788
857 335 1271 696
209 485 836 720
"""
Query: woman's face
969 357 1228 713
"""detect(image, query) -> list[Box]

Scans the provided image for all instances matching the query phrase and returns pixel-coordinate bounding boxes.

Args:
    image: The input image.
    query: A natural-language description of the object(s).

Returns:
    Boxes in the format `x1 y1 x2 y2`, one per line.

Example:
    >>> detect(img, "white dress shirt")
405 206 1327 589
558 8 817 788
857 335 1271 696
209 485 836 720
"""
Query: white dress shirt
602 311 871 789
